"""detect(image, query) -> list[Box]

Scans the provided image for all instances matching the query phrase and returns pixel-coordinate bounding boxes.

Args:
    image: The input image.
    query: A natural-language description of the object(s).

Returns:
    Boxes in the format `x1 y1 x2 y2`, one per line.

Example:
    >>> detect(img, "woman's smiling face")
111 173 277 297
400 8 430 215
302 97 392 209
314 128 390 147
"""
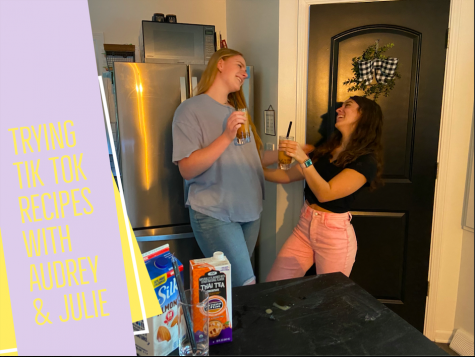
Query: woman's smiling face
217 55 248 93
335 98 361 131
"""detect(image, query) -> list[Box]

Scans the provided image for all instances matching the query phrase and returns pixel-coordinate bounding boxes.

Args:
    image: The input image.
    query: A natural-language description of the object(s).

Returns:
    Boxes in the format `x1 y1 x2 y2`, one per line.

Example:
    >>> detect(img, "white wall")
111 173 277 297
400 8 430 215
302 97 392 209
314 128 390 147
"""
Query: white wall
226 0 280 282
87 0 227 61
428 0 474 343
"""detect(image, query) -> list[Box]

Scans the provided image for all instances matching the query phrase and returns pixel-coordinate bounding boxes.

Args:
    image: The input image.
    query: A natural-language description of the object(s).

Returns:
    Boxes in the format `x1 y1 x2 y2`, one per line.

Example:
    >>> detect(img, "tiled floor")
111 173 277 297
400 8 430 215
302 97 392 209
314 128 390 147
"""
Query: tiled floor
435 343 459 356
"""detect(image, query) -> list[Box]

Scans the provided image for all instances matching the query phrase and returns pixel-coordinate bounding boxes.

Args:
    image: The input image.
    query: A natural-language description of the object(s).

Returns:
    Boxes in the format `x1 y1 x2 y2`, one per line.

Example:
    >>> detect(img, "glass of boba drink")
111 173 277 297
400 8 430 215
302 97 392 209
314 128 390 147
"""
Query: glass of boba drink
278 136 294 170
235 108 251 145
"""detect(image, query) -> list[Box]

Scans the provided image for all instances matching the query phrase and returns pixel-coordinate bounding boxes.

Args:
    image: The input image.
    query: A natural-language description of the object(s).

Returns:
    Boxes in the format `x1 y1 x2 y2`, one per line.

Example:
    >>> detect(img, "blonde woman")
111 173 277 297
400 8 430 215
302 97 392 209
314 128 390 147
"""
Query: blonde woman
172 49 266 287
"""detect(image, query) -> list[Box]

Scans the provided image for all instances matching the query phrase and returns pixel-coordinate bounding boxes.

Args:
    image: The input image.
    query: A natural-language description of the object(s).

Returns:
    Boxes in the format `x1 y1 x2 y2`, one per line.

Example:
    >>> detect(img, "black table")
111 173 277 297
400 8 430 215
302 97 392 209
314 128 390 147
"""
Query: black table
208 273 446 355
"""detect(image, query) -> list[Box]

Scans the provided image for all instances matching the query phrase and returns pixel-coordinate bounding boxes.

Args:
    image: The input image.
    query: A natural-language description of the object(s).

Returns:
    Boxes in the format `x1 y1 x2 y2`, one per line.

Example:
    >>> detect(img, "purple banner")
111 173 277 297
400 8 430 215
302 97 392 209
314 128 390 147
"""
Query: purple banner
0 0 135 354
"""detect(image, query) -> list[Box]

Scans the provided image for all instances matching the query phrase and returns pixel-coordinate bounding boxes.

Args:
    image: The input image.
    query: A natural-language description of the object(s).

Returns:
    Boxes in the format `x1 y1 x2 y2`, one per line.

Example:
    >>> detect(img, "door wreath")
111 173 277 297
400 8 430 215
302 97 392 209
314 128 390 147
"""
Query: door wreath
343 42 400 102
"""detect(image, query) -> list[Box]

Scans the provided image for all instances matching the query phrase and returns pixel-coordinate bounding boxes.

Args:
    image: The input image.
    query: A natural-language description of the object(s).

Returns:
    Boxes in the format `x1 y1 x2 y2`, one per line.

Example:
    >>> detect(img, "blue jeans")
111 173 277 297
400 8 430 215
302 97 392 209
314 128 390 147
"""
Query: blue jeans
189 208 260 287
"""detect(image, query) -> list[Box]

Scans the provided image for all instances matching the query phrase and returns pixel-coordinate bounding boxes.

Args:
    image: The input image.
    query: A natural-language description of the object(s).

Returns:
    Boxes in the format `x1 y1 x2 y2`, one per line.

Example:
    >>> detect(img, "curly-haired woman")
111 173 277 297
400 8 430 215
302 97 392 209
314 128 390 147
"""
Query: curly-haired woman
264 96 383 281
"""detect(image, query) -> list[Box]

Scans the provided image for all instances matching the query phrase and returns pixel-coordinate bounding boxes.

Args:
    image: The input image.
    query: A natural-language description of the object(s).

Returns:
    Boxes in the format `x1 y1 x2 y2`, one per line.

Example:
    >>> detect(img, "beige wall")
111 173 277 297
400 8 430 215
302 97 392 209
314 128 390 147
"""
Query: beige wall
454 230 474 337
226 0 280 281
428 0 474 343
87 0 227 61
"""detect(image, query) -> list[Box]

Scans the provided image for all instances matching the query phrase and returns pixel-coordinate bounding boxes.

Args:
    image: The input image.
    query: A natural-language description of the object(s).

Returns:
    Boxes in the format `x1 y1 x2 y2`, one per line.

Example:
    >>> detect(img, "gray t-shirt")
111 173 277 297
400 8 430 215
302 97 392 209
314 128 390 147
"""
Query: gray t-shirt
172 94 264 223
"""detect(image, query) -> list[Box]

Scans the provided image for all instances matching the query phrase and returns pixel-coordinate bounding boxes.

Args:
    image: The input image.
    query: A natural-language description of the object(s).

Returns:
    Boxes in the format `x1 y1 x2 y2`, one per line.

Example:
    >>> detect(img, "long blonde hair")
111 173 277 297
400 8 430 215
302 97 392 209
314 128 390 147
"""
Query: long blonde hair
196 48 263 154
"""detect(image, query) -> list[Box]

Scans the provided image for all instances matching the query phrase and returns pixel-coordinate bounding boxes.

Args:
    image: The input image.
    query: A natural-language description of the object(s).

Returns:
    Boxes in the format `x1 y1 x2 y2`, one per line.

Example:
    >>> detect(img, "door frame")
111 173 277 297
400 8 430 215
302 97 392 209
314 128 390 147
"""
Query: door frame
293 0 465 340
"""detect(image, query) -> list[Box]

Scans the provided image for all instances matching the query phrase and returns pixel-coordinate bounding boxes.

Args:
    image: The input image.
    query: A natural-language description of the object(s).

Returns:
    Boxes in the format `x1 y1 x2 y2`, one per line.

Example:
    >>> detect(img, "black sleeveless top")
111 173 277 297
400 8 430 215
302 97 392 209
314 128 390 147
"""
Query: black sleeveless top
304 154 377 213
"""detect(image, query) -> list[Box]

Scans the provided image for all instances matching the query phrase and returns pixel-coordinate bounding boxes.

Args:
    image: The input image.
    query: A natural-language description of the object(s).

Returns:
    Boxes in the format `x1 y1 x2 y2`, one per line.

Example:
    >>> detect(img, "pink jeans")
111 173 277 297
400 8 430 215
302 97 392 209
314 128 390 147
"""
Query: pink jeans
266 203 357 282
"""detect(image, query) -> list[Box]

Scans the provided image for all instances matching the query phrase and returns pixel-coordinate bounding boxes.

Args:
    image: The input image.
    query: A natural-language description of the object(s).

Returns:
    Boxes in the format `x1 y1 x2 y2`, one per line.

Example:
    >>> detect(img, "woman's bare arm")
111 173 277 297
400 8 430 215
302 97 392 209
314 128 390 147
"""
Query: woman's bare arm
302 167 367 202
261 150 278 167
178 134 233 180
264 164 305 184
261 144 315 168
178 111 246 180
279 140 367 202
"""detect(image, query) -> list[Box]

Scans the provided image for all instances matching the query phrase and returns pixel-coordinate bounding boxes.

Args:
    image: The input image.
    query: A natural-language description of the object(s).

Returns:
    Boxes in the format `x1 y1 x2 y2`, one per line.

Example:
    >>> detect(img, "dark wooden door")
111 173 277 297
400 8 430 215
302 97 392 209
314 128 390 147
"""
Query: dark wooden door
306 0 450 332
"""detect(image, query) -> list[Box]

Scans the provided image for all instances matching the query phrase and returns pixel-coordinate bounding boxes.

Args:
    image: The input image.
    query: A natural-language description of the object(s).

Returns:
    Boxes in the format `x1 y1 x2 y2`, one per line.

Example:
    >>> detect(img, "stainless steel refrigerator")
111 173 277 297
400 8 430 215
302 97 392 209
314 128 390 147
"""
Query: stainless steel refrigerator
113 62 254 287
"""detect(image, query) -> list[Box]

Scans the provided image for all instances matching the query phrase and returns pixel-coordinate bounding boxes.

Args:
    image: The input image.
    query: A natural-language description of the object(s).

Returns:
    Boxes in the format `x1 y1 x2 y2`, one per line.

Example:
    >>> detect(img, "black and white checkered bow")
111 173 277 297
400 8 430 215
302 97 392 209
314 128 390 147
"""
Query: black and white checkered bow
358 58 399 85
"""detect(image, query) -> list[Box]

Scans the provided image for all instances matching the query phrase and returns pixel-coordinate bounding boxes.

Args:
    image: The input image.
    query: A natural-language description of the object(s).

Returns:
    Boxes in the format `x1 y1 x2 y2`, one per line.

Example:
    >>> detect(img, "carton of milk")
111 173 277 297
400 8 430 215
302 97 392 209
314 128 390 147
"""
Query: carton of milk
190 252 232 346
134 244 184 356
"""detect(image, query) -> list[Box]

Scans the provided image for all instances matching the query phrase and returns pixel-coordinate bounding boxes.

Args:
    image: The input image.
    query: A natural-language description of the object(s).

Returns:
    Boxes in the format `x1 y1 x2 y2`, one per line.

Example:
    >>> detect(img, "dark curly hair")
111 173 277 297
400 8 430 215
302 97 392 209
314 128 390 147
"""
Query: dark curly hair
311 96 384 190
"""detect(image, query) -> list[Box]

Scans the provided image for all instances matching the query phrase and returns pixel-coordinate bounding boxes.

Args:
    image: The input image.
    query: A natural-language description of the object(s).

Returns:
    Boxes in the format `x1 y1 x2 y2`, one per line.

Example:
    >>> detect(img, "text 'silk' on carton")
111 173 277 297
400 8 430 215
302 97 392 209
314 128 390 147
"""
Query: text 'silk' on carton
134 244 184 356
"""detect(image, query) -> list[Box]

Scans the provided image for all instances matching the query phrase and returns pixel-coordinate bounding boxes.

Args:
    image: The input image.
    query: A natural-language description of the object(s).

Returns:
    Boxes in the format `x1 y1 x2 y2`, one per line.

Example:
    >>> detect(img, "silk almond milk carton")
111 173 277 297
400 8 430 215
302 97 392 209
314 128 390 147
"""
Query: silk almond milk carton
134 244 184 356
190 252 232 345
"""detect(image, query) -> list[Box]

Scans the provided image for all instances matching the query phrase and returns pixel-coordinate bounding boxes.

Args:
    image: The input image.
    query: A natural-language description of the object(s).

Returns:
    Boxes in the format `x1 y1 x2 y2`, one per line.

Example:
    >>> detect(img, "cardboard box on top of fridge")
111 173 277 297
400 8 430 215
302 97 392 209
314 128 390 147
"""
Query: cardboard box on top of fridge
133 244 184 356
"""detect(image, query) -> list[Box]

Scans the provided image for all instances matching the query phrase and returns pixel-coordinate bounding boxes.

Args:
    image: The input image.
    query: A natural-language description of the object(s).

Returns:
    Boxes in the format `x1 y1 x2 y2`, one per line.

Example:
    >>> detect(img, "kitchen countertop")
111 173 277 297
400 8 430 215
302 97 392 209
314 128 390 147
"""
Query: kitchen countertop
206 273 447 355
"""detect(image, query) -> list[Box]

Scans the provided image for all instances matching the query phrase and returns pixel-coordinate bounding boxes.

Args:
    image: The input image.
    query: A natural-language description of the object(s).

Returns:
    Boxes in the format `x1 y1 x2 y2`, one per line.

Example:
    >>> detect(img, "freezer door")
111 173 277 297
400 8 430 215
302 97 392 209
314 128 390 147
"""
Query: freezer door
114 62 190 229
188 64 207 97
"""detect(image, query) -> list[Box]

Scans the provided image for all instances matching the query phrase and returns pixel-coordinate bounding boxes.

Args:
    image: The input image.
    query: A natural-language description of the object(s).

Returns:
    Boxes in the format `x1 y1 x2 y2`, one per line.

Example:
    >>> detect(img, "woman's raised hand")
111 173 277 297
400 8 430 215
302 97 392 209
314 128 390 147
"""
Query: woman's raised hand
223 111 247 142
301 144 315 155
280 140 308 164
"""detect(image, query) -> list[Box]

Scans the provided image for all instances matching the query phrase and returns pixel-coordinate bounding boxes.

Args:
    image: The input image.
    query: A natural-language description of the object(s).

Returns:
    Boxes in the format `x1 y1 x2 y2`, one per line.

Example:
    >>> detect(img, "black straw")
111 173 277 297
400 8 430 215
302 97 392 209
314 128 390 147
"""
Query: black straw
286 122 293 138
171 256 197 353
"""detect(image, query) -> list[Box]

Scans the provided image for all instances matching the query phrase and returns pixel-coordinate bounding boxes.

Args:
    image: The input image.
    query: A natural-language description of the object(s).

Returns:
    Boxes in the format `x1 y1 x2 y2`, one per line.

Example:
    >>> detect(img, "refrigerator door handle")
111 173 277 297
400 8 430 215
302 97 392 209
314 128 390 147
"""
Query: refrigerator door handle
191 77 198 97
180 77 187 103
